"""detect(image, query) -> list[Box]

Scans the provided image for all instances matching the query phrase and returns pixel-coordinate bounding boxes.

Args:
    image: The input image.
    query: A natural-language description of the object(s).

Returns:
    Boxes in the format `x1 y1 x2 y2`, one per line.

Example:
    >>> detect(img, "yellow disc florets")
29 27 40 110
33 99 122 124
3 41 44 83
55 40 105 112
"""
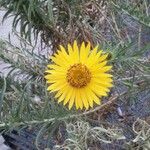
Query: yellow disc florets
67 63 91 88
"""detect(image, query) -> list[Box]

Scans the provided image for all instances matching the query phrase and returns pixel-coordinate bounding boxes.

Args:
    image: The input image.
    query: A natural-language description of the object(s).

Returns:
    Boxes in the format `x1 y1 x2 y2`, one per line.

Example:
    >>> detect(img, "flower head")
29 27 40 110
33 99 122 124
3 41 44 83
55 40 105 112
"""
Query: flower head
45 41 113 110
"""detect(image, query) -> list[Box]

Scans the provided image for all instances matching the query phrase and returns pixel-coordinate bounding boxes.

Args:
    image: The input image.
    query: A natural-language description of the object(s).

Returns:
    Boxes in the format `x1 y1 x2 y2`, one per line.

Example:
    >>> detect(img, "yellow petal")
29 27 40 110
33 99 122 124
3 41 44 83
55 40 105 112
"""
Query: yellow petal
77 89 83 109
98 83 113 88
99 54 108 62
80 42 86 63
73 40 79 63
92 73 113 78
86 42 91 54
74 89 82 109
92 45 98 54
92 87 108 96
56 85 71 103
51 56 69 67
47 64 62 70
80 88 89 110
68 43 73 55
58 91 67 103
85 87 93 108
59 45 68 56
86 87 100 105
45 69 66 75
55 90 63 99
85 45 98 66
89 61 108 71
51 52 72 68
68 89 76 109
87 50 103 67
79 41 91 64
47 82 67 92
63 87 74 105
93 78 113 88
93 97 101 105
93 77 113 83
45 75 65 82
101 66 112 72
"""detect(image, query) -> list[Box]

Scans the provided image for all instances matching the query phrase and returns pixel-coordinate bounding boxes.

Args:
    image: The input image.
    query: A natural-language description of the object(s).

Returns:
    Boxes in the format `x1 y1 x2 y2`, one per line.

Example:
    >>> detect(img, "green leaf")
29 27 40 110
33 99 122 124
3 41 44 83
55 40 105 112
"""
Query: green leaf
47 0 54 24
0 78 7 117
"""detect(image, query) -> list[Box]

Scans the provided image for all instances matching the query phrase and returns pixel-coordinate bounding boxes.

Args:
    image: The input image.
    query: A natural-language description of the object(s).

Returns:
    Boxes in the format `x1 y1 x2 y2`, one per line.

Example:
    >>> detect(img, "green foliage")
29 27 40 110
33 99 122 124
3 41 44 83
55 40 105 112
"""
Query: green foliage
55 120 125 149
1 0 55 44
0 39 46 81
0 78 6 117
126 119 150 150
111 0 150 27
0 0 150 149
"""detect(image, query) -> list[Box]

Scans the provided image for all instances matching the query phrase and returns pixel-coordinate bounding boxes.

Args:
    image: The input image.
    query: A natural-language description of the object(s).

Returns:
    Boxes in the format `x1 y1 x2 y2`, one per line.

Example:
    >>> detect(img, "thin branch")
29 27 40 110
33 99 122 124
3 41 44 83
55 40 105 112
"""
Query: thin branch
0 92 126 128
116 74 150 82
81 92 125 116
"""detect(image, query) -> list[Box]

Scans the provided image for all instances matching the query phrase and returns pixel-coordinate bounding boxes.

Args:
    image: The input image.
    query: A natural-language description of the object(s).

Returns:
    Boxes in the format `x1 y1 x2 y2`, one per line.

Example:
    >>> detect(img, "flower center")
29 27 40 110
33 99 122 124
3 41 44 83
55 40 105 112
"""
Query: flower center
67 63 91 88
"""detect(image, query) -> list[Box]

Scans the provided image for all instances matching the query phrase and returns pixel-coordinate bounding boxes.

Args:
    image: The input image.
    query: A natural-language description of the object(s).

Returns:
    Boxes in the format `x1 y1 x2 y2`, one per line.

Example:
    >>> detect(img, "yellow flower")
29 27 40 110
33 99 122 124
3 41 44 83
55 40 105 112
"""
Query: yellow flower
45 41 113 110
